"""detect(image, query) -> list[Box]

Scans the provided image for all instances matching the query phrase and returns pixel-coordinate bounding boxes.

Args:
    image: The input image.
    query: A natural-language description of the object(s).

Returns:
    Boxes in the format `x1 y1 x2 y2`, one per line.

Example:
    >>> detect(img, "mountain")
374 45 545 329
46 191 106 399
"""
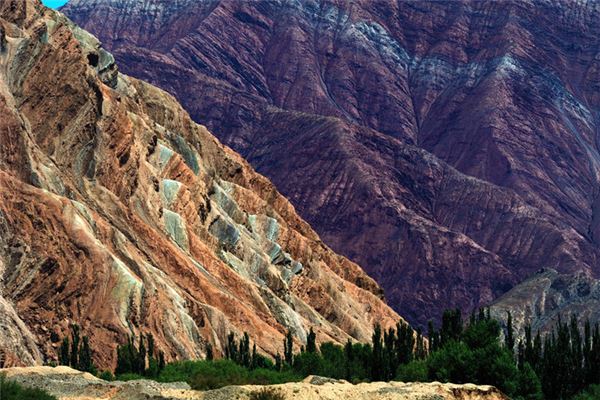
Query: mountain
0 0 401 369
62 0 600 328
490 268 600 339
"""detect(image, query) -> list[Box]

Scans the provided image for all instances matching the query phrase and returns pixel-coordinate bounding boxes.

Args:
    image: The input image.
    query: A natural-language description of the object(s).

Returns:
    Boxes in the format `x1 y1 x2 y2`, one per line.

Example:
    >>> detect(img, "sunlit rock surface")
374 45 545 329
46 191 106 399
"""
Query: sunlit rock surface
0 0 401 369
1 366 510 400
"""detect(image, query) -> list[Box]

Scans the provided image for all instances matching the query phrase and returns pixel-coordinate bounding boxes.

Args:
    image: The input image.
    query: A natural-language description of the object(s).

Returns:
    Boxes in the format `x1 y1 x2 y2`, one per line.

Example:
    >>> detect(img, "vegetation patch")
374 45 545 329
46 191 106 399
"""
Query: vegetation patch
0 374 57 400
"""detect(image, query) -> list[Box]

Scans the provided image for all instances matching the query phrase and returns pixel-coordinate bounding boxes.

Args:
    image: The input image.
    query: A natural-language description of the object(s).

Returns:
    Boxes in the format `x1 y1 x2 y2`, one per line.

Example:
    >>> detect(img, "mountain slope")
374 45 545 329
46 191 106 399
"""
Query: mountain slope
491 268 600 339
62 0 600 327
0 0 400 369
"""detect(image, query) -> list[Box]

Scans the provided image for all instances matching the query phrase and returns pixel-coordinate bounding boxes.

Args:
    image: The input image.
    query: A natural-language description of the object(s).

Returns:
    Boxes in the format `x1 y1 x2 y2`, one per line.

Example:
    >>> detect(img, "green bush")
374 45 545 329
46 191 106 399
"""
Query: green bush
116 373 144 381
188 360 248 390
0 375 57 400
395 360 427 382
572 385 600 400
249 387 285 400
292 352 323 377
179 360 300 390
98 370 115 381
248 368 300 386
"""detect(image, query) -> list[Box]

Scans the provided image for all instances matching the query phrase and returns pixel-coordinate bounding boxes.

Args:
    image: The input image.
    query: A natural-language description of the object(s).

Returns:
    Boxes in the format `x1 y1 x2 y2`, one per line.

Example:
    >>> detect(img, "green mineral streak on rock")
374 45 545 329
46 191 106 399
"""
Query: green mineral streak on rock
98 48 115 72
110 257 142 326
157 143 174 170
161 179 181 206
209 216 240 247
221 251 247 278
212 183 245 222
265 217 279 241
164 209 189 251
172 135 200 175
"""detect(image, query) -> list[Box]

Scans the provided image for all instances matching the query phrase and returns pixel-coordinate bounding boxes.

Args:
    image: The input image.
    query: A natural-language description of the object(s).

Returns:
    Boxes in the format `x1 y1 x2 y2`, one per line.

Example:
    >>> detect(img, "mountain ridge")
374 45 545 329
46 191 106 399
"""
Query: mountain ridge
62 0 600 327
0 0 400 369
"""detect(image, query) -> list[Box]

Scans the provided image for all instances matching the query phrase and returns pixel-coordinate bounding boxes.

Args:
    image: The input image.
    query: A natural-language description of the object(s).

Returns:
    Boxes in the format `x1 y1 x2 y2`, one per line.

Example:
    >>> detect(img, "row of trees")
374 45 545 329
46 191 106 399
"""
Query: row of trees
57 324 96 374
58 310 600 400
115 334 166 377
220 322 426 384
510 314 600 399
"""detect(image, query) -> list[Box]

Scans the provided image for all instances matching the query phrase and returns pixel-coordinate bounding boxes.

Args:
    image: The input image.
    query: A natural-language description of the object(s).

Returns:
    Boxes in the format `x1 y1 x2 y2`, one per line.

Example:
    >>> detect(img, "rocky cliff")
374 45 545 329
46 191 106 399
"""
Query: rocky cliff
0 0 401 369
1 366 510 400
490 268 600 339
62 0 600 328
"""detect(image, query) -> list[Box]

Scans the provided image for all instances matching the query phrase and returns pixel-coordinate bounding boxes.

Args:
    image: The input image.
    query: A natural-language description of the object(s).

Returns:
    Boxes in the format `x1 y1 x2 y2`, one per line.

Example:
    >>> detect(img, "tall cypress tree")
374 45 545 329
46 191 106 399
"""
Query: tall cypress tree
206 343 214 361
344 339 353 381
306 328 317 353
138 335 147 374
225 332 238 362
78 336 94 373
284 330 294 365
240 332 251 368
59 337 70 366
505 311 515 354
70 324 80 368
371 323 383 381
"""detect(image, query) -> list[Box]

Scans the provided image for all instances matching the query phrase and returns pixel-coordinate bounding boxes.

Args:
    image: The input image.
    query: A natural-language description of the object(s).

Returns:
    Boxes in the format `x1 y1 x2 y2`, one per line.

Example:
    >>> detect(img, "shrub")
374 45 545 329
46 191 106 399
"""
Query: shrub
292 351 323 377
395 360 427 382
116 373 144 381
184 360 300 390
249 387 285 400
0 374 57 400
186 360 249 390
98 370 115 381
248 368 300 385
572 385 600 400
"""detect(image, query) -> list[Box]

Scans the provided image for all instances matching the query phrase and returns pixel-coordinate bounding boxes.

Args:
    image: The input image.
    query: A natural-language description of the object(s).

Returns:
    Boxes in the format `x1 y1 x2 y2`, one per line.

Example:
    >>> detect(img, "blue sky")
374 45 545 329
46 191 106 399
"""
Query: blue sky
42 0 70 9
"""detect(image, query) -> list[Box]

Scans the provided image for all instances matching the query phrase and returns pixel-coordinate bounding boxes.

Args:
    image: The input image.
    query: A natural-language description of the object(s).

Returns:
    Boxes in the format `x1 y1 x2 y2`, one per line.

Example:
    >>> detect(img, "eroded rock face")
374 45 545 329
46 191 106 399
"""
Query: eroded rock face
490 268 600 340
0 0 401 369
63 0 600 328
2 366 510 400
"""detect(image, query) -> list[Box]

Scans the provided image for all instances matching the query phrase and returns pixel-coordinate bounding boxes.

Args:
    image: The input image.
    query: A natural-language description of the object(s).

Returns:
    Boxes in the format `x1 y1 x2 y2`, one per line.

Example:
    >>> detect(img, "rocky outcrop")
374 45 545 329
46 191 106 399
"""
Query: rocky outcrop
490 268 600 339
1 366 509 400
0 0 401 369
62 0 600 328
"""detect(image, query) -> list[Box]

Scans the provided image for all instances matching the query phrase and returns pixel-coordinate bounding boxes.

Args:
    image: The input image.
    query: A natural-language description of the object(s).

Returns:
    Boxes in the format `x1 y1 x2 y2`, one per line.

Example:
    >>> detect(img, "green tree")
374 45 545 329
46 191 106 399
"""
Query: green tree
306 328 317 354
77 336 95 373
225 332 238 363
505 311 515 354
284 330 293 366
396 359 427 382
69 324 80 368
516 362 543 400
371 323 383 381
206 343 214 361
59 337 70 366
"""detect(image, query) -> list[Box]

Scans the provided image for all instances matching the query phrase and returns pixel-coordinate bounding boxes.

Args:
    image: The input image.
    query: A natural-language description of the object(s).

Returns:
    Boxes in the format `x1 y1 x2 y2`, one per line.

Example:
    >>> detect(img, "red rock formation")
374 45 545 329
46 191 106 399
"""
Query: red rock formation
62 0 600 328
0 0 402 369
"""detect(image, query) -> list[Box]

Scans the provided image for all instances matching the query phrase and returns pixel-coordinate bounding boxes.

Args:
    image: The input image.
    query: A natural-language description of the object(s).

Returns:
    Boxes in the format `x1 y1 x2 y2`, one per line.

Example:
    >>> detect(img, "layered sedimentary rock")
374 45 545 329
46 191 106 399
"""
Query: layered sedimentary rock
490 269 600 339
63 0 600 327
0 0 401 369
2 366 510 400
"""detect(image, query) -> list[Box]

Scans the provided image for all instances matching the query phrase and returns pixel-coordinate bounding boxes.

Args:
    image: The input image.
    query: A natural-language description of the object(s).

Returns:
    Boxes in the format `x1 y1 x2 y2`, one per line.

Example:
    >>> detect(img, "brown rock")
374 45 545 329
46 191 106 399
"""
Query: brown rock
0 0 401 369
62 0 600 328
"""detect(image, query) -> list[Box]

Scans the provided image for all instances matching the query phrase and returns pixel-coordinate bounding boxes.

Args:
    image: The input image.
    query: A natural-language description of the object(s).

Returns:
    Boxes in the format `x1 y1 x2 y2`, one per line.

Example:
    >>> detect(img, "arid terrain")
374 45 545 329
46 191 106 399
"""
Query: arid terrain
63 0 600 328
1 366 509 400
0 0 401 369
